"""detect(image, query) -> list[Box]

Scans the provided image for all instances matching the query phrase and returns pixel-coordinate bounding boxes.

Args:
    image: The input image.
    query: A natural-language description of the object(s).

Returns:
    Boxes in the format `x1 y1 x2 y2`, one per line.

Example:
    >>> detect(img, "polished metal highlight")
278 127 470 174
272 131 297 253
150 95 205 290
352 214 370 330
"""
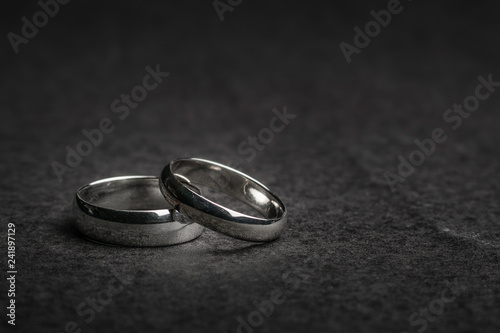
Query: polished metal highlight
159 158 287 242
74 176 203 246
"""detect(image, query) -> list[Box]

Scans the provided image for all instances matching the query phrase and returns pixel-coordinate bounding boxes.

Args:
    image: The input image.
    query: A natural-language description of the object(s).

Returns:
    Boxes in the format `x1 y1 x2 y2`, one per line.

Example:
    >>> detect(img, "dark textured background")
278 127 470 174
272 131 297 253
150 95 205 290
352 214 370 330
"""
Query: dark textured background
1 1 499 332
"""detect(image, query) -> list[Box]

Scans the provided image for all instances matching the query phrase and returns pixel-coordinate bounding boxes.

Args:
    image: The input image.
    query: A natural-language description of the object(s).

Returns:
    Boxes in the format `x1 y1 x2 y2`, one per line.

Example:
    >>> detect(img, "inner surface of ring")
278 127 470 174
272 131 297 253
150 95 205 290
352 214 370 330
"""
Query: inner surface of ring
79 178 170 210
171 160 285 219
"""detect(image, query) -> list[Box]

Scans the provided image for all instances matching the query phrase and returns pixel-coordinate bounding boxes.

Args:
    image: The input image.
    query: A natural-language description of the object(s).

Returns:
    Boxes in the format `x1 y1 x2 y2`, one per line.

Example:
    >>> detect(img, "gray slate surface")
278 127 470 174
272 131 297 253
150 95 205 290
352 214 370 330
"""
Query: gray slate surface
1 1 499 332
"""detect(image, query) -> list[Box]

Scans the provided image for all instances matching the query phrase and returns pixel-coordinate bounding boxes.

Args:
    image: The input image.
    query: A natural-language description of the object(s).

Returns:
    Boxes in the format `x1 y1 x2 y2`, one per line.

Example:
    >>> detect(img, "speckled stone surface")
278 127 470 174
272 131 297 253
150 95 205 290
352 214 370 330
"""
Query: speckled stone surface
1 1 499 332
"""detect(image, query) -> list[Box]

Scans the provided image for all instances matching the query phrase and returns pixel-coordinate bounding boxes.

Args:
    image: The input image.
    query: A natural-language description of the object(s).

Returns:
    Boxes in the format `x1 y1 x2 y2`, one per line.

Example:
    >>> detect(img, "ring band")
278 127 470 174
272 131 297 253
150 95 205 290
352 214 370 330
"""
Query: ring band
159 158 287 242
74 176 203 246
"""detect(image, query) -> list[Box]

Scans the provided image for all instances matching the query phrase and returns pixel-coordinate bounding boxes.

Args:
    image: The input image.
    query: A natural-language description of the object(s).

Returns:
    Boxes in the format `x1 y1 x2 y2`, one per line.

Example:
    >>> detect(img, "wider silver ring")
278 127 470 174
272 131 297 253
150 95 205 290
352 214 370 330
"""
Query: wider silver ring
74 175 204 246
159 158 287 242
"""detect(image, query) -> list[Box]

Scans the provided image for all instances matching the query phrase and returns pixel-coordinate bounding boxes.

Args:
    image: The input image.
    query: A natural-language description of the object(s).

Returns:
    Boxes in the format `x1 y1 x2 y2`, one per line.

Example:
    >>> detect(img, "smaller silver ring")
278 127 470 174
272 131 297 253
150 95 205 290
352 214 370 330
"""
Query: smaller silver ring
74 176 203 246
160 158 287 242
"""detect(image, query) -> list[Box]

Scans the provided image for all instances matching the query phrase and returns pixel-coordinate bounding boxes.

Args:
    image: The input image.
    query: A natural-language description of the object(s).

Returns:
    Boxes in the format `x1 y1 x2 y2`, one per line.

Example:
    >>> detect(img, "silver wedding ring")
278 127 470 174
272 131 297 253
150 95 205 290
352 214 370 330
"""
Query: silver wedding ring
159 158 287 242
74 176 203 246
74 159 287 246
